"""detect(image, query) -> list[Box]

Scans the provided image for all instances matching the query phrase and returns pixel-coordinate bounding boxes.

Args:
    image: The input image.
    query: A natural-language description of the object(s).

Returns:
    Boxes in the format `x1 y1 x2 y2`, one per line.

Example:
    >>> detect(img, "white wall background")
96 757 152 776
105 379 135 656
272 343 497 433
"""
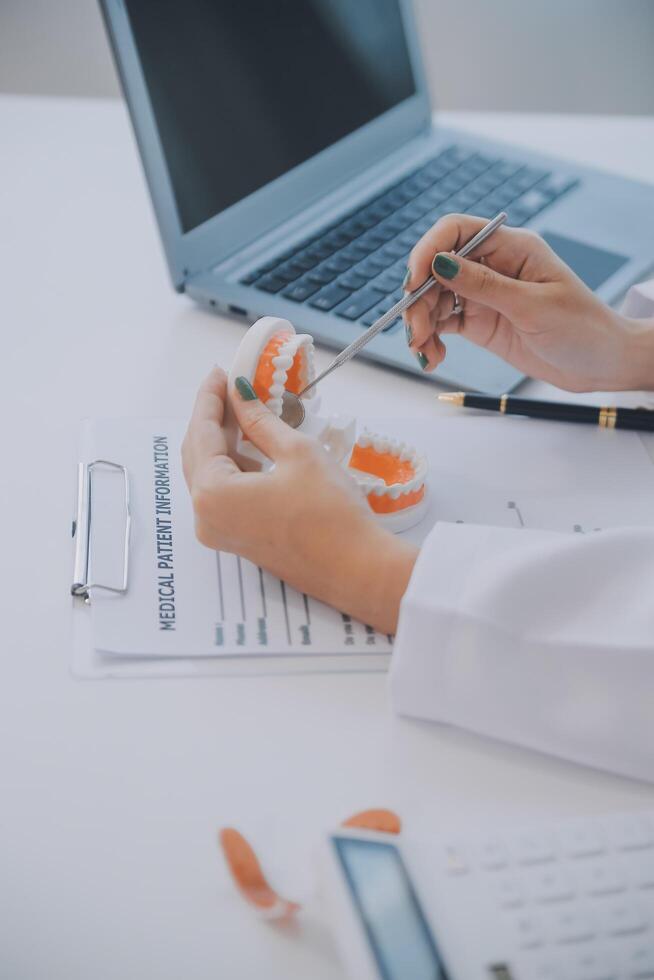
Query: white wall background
1 0 653 114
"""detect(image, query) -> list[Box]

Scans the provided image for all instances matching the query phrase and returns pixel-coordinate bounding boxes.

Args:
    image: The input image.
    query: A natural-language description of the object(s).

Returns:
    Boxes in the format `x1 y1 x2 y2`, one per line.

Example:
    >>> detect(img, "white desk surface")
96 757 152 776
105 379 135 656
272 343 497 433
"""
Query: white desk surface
2 96 654 980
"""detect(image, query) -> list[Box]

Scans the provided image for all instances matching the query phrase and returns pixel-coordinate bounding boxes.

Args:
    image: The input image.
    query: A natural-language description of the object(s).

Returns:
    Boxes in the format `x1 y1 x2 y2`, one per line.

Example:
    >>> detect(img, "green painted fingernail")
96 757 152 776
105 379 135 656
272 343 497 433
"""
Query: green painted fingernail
402 267 411 289
235 376 258 401
416 352 429 370
405 323 413 346
433 253 460 280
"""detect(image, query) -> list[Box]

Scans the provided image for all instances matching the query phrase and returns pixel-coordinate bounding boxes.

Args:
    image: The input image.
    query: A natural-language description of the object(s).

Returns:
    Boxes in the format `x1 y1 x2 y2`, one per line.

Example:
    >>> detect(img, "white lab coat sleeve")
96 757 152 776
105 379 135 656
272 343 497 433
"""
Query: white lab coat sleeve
390 523 654 782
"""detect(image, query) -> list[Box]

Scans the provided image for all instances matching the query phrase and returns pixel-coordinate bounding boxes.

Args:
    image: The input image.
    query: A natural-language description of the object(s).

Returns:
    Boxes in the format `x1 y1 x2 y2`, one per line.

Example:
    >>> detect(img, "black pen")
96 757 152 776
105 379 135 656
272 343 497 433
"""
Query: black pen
438 392 654 432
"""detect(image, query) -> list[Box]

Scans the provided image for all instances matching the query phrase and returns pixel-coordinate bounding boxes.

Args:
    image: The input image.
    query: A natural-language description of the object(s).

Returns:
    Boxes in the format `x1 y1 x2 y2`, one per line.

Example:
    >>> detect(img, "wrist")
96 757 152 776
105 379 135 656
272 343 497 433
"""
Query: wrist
345 527 418 635
614 313 654 391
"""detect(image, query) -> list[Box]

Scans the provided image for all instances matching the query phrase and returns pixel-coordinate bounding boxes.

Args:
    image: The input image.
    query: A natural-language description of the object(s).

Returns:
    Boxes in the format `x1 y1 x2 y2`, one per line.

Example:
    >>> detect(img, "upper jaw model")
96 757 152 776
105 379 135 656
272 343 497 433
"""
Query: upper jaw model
225 316 428 533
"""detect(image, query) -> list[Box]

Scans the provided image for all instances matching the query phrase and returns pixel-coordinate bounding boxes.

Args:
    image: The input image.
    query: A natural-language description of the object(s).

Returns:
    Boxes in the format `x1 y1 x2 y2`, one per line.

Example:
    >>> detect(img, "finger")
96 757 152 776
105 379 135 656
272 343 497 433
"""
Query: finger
406 213 540 295
430 251 530 320
437 311 466 337
404 296 435 352
433 288 458 323
230 376 308 462
414 334 445 373
182 367 235 485
405 214 487 294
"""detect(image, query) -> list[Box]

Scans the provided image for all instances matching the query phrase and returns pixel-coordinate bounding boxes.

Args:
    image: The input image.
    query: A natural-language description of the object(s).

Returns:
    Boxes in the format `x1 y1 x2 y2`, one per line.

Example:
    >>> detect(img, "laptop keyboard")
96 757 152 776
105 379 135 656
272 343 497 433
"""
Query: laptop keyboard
239 144 578 332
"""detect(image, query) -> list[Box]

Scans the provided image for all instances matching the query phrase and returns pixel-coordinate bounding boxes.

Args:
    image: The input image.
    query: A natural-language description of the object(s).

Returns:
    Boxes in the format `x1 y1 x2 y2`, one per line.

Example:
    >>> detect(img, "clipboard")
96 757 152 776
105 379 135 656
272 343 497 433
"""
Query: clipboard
70 419 392 680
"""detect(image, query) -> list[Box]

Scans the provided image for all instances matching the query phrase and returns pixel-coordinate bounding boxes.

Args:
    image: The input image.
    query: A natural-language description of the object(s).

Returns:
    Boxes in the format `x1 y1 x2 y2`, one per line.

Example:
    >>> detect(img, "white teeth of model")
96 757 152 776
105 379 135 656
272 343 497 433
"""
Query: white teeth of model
389 485 403 499
272 369 288 388
304 349 316 395
372 436 386 453
357 432 372 448
272 354 293 370
353 471 382 489
268 381 284 399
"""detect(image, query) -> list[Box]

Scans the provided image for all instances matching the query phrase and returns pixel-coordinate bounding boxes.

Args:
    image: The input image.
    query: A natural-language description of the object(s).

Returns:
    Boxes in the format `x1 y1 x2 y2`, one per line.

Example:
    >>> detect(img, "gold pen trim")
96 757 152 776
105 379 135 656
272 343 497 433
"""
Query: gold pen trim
438 392 465 407
499 394 508 414
599 407 617 429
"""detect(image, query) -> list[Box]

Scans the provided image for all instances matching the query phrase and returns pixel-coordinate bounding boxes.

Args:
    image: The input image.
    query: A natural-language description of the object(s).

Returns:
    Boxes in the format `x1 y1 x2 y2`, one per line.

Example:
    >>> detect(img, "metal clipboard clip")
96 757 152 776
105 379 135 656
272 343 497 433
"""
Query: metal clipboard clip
71 459 131 602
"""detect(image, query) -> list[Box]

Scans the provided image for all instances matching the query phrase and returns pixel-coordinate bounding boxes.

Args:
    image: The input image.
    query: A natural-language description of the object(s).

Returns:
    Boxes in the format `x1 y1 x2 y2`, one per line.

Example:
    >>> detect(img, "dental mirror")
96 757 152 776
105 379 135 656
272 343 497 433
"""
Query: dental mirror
281 389 306 429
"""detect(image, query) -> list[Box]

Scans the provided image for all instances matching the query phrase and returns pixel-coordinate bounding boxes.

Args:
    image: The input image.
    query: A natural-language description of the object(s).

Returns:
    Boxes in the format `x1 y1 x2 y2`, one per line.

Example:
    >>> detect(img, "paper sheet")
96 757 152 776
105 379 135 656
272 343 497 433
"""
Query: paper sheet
84 416 654 661
85 419 392 659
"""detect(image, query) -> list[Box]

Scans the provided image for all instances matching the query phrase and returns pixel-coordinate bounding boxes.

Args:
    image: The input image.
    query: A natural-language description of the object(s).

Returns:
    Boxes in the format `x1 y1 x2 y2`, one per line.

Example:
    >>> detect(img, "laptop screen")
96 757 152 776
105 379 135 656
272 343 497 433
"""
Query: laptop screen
123 0 417 233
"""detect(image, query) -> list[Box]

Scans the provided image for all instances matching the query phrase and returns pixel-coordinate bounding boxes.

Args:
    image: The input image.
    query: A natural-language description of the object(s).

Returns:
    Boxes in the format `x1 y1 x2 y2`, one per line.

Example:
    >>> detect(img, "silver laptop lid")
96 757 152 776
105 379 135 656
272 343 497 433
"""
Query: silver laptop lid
100 0 431 289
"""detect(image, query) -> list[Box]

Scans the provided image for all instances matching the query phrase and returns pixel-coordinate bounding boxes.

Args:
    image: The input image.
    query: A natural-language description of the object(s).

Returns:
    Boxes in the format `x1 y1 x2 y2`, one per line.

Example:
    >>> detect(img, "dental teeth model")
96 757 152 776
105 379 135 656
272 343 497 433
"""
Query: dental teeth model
225 316 428 532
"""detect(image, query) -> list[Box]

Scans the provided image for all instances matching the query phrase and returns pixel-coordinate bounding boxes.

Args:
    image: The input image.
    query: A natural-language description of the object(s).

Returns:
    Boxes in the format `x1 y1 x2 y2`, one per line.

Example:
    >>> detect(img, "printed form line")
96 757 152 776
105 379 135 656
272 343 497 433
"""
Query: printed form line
215 551 225 621
258 567 267 618
280 581 292 645
236 556 246 621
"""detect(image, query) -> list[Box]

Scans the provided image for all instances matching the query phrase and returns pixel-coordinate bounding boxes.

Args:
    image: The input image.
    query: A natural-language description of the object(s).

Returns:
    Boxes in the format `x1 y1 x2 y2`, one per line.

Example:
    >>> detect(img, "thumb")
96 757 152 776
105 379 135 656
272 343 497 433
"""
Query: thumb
230 376 303 461
431 252 527 318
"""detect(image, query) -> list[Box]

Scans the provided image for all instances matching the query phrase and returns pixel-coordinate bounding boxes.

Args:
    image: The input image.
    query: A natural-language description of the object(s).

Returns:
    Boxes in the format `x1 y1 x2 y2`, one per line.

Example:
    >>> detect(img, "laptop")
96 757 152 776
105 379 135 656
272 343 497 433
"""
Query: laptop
100 0 654 395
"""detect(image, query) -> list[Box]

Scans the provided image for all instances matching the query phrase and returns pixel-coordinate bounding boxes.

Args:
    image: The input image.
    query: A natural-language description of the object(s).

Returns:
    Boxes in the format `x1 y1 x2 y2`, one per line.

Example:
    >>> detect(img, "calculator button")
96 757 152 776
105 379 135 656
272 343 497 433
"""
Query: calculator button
512 912 545 948
551 908 595 944
476 839 509 870
561 824 605 859
529 867 575 904
440 844 469 875
578 861 627 896
608 815 654 851
527 959 565 980
493 875 524 908
571 948 618 980
631 856 654 889
509 832 557 865
598 898 647 936
624 944 654 978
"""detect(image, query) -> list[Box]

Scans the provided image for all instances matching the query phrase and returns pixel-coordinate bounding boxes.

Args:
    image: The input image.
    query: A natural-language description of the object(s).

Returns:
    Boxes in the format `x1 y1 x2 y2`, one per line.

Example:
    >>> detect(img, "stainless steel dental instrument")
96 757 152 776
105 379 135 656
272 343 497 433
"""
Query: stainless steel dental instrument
280 212 507 429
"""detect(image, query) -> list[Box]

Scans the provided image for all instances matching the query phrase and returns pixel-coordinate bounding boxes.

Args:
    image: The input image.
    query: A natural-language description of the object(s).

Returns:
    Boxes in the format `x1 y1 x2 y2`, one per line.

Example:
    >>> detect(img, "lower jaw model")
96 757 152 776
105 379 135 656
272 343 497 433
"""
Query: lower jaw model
225 316 429 533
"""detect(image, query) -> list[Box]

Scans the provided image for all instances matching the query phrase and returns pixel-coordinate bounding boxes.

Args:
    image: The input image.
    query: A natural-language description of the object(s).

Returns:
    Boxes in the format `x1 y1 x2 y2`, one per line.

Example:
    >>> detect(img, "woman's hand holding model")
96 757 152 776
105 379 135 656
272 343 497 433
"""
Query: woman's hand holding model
183 215 654 634
181 368 416 635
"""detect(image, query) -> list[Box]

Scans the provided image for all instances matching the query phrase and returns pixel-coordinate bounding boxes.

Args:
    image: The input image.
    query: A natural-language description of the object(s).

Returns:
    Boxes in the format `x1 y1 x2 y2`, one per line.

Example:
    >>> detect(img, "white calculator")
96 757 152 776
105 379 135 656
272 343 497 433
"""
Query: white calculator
320 810 654 980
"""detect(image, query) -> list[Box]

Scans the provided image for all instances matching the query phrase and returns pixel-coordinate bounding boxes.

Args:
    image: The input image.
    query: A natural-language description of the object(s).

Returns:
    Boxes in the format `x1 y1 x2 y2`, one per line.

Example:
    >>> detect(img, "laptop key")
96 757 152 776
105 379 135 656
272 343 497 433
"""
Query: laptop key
291 252 321 272
309 283 353 311
512 167 550 192
275 260 307 284
324 252 354 274
256 274 287 294
307 265 339 286
281 279 321 303
339 270 369 291
540 175 579 198
304 242 334 262
335 286 387 321
505 207 531 227
375 270 403 293
361 303 401 331
356 253 392 277
240 270 260 285
322 229 351 249
513 188 552 217
379 240 407 261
